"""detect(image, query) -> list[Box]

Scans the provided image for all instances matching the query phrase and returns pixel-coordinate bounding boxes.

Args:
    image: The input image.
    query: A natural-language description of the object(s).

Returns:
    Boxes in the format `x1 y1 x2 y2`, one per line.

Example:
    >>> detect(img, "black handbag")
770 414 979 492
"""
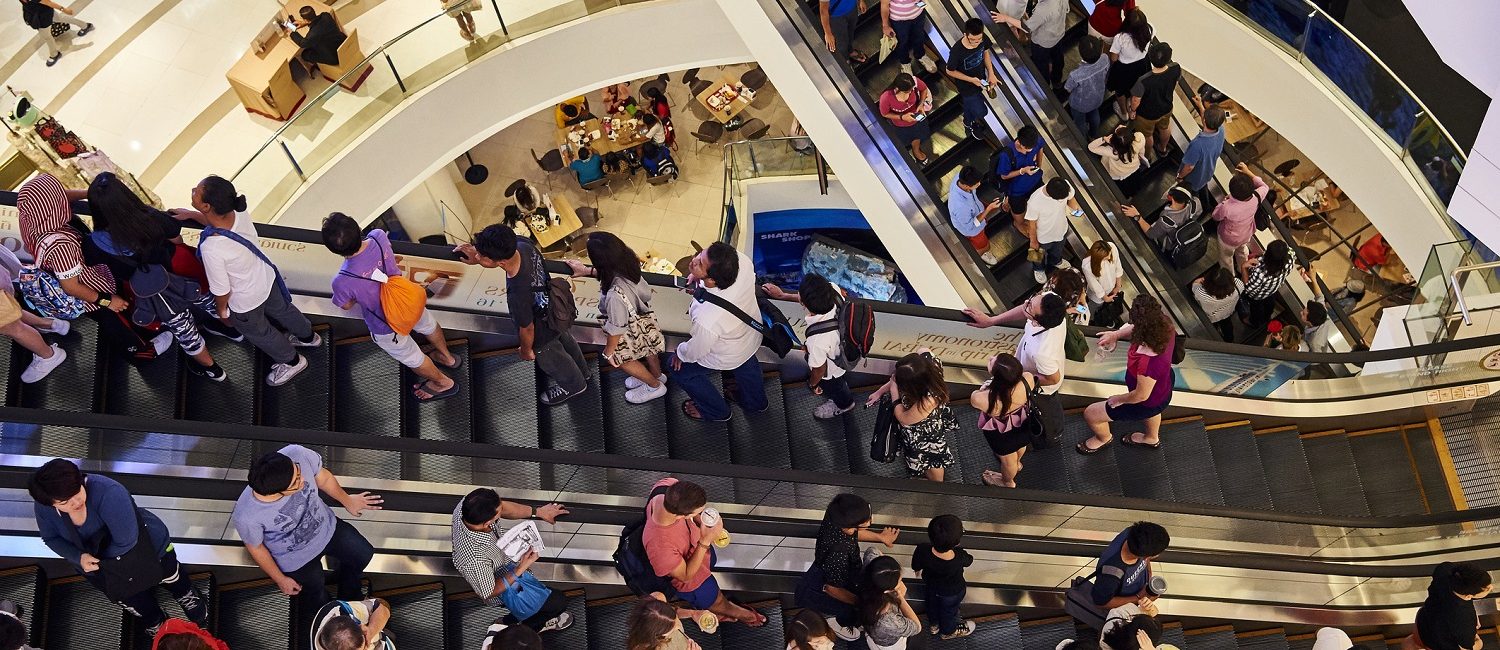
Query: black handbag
869 394 898 463
1018 376 1048 449
91 501 165 602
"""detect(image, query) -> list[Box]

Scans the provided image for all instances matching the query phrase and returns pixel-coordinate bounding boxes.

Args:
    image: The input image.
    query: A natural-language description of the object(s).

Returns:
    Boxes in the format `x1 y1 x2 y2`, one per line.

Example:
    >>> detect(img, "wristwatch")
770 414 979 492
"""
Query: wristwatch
95 296 111 308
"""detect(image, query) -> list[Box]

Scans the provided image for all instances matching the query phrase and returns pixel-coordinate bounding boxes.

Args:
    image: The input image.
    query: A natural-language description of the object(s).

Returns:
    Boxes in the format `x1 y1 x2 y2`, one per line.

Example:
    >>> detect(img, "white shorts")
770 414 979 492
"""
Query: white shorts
1086 24 1116 47
373 308 438 368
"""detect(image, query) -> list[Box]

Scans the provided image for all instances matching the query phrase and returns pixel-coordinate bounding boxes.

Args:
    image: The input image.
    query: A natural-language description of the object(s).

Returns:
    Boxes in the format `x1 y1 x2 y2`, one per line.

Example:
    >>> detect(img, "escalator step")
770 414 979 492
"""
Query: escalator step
103 345 181 419
1286 634 1317 650
1019 616 1079 650
1238 629 1292 650
0 565 44 650
851 392 917 481
537 353 605 453
929 613 1023 650
585 595 636 650
0 338 13 406
1012 431 1076 493
601 364 672 459
729 372 793 470
1162 624 1189 650
719 600 784 649
1253 429 1323 515
182 333 259 425
1404 424 1456 513
43 574 124 649
548 590 591 650
215 578 292 650
1111 419 1176 501
1158 418 1226 506
1205 422 1275 510
334 339 404 437
1299 432 1372 517
1185 627 1240 650
124 573 215 650
664 373 736 500
375 582 446 650
472 351 541 447
783 384 853 474
18 315 102 412
261 324 333 430
402 343 475 484
1348 430 1426 516
444 593 494 650
1059 413 1125 496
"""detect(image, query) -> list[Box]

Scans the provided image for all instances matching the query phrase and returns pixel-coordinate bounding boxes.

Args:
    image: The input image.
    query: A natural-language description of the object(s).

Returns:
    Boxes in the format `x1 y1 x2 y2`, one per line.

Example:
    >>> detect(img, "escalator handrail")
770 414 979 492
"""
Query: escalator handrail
6 403 1500 529
1 190 1494 367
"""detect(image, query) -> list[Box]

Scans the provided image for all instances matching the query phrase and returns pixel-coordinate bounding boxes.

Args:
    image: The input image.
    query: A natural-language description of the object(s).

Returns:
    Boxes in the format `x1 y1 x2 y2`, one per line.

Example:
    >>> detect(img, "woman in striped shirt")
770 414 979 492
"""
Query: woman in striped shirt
882 0 936 76
1192 266 1241 342
1239 240 1296 331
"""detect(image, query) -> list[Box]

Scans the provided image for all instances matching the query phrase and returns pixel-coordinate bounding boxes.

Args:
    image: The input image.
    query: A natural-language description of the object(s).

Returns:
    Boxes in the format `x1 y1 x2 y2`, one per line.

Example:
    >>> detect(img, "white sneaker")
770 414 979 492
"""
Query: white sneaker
20 345 65 383
941 620 977 640
980 252 999 265
625 381 668 404
625 373 666 390
539 611 573 633
1056 259 1072 269
919 56 938 74
827 617 861 642
288 331 322 347
151 331 173 355
266 354 308 386
900 62 913 76
1033 270 1048 284
40 319 69 335
813 399 855 419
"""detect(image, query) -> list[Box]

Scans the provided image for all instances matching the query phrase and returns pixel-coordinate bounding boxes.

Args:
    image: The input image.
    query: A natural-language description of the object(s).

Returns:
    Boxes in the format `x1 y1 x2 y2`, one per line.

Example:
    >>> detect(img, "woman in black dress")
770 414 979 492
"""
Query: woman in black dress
974 353 1036 488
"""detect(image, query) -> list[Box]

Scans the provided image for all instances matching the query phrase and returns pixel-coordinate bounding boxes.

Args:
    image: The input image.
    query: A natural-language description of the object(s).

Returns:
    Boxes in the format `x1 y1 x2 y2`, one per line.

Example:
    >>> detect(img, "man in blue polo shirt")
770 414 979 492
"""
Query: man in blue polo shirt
994 126 1043 207
1177 106 1226 206
568 146 605 185
947 166 1005 266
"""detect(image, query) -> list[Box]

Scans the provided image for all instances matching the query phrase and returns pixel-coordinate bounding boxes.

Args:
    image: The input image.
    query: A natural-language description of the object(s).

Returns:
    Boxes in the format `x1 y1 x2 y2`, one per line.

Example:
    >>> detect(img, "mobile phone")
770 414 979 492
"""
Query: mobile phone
915 0 926 7
1070 209 1084 217
673 276 691 289
979 79 990 88
912 113 926 121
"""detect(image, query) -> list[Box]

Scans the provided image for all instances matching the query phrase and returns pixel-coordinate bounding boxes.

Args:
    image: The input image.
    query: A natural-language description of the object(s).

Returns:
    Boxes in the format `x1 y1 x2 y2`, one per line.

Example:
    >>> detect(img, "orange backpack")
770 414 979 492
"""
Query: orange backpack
340 237 426 336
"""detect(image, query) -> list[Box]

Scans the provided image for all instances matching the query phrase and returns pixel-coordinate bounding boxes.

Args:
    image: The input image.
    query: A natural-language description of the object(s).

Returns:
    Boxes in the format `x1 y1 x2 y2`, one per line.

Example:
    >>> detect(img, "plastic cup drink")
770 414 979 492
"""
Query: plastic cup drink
697 610 720 634
700 508 731 547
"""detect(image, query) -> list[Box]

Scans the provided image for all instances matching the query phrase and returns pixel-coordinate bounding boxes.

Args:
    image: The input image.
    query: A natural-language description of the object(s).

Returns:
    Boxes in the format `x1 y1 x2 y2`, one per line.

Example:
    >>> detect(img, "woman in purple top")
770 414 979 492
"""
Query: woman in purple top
1078 295 1175 453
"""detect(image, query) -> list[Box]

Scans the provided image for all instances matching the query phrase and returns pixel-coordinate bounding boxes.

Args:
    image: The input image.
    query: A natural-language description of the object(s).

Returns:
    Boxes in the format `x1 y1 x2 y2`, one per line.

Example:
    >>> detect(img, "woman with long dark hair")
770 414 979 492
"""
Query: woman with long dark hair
567 232 666 403
785 608 836 650
626 596 702 650
1240 240 1296 331
1079 295 1176 452
973 353 1036 488
856 556 921 649
1087 124 1146 198
88 173 232 380
1106 9 1154 120
878 72 932 166
865 348 957 481
1192 266 1241 341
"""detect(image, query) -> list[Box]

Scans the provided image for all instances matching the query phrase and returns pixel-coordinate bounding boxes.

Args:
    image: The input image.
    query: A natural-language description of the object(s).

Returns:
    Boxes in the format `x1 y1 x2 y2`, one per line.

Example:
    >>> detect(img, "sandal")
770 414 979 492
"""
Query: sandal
681 399 730 423
981 470 1016 488
430 352 463 370
1119 431 1161 450
848 49 868 64
1075 437 1113 455
413 379 460 402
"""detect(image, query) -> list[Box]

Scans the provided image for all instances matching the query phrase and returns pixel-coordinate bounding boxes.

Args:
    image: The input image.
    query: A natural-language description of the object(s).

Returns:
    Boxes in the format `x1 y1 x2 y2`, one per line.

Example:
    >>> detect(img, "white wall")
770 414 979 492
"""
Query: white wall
387 164 475 243
1148 0 1456 272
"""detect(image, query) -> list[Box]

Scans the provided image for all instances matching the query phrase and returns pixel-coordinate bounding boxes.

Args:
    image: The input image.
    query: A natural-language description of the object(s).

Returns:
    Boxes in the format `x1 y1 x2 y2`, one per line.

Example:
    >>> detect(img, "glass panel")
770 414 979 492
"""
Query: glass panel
1221 0 1310 54
1404 113 1463 206
1300 13 1420 154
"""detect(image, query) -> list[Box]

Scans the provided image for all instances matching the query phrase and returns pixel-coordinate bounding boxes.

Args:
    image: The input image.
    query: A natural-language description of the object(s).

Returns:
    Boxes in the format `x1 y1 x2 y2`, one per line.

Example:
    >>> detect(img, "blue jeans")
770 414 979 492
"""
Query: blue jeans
674 356 767 420
286 518 375 619
1070 105 1101 139
1033 240 1067 275
890 16 925 66
819 374 854 410
927 586 966 635
959 92 988 130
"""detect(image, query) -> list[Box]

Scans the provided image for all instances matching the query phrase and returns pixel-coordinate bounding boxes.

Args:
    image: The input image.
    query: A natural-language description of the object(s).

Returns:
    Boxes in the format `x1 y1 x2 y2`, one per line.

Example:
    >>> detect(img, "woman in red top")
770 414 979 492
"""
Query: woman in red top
1088 0 1136 42
1078 294 1176 453
643 87 675 148
878 73 933 166
153 618 230 649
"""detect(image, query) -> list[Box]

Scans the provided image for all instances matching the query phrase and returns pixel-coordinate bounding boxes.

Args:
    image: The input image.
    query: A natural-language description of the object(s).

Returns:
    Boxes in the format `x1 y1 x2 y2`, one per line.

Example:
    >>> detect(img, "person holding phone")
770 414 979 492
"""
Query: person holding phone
566 232 667 404
947 166 1005 266
946 18 999 140
879 73 933 167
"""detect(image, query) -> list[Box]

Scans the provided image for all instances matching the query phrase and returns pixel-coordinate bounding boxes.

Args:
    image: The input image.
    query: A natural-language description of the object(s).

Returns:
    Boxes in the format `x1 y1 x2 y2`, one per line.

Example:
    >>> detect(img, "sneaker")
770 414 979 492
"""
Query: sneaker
862 547 884 565
178 589 209 625
539 611 573 633
288 331 322 347
77 22 94 37
828 617 861 642
144 623 162 638
202 319 243 342
150 331 173 355
541 383 587 406
980 252 999 265
625 373 666 390
266 354 308 386
188 362 227 382
813 399 855 419
20 345 65 383
919 56 938 74
1033 270 1048 284
39 319 69 335
899 62 913 76
625 381 668 404
941 621 977 640
1056 259 1072 270
930 625 940 636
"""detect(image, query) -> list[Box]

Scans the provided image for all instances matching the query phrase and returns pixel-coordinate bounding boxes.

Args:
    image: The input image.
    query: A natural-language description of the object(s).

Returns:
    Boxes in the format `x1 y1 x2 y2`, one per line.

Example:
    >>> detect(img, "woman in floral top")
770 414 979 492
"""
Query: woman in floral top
866 348 957 481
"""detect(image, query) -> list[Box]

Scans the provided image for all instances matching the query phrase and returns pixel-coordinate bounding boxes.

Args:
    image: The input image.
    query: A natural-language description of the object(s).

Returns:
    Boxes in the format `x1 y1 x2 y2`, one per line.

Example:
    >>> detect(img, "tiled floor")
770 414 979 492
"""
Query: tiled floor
451 63 797 266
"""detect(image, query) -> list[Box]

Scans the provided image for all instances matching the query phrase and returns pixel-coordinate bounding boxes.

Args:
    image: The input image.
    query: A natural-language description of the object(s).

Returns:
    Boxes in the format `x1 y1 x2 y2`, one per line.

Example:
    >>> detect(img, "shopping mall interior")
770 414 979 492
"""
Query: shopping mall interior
3 0 1500 648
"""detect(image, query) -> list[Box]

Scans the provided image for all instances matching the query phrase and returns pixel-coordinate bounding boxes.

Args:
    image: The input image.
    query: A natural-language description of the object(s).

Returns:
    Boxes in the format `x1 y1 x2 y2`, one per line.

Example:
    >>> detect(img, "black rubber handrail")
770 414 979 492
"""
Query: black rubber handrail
3 404 1498 529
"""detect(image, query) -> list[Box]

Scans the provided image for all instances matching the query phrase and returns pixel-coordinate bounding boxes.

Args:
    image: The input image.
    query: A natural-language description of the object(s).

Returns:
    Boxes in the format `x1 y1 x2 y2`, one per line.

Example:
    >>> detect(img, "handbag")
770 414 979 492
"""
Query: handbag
91 501 166 602
1026 248 1045 264
1063 319 1088 362
1062 565 1125 630
869 394 898 463
497 564 552 622
1018 376 1047 449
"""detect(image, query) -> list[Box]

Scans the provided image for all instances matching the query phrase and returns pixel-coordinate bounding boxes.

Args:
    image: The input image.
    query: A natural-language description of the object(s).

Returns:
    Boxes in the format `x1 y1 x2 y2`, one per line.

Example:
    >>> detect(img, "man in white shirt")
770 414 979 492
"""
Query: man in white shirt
963 292 1069 446
1026 178 1082 283
671 242 766 422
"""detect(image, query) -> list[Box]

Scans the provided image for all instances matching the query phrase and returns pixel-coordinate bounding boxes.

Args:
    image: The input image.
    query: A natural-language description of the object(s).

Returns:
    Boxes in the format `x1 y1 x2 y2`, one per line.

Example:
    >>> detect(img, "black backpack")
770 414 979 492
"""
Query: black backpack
804 294 876 371
613 484 678 598
1168 217 1208 269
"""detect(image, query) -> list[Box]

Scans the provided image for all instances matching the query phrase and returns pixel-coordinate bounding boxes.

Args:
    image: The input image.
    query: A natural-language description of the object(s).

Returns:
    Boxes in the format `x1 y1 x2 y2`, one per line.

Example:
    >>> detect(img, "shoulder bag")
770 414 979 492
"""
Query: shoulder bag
91 499 166 602
497 564 552 622
692 286 798 357
1062 564 1126 630
869 393 898 463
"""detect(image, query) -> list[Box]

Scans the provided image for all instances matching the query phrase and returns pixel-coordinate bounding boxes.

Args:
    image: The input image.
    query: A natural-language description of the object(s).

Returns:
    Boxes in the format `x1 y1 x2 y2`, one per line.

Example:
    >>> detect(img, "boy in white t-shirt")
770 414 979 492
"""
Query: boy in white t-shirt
1025 179 1083 284
764 274 854 420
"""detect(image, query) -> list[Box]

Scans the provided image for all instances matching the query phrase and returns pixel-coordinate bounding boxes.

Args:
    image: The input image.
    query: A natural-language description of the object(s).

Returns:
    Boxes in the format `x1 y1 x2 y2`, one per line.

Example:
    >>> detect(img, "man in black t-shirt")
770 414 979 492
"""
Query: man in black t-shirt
1127 42 1182 161
945 18 998 140
1408 562 1491 650
456 225 589 405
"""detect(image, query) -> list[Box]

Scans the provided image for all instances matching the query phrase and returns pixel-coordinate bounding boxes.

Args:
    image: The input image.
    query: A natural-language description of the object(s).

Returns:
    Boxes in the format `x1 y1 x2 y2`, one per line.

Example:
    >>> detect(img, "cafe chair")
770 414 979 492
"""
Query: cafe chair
575 207 600 229
503 178 528 198
531 148 567 188
640 73 670 106
690 79 714 97
692 121 724 154
739 118 771 141
580 177 613 208
682 68 700 87
740 66 768 92
644 171 680 198
675 240 705 276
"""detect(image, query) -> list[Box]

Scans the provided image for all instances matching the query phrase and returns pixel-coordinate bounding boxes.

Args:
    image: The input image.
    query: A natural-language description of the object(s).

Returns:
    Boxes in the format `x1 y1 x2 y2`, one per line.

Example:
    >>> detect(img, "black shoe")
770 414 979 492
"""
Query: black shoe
188 362 227 382
77 22 94 37
202 318 243 342
178 589 209 625
45 53 61 67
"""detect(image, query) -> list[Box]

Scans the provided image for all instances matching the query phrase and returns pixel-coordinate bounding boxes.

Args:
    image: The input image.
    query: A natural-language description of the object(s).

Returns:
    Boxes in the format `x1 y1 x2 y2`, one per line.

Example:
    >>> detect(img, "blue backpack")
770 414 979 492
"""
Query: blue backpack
17 264 88 319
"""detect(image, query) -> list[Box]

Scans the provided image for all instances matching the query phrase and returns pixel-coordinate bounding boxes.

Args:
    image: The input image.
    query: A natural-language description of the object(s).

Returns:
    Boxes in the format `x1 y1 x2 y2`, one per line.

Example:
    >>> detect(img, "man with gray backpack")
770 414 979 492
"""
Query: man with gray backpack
763 274 875 420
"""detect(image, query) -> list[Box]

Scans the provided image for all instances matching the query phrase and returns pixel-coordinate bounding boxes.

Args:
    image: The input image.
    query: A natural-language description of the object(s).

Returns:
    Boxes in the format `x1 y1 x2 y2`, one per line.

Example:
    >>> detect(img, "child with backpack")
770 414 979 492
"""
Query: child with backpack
321 212 460 402
763 274 874 420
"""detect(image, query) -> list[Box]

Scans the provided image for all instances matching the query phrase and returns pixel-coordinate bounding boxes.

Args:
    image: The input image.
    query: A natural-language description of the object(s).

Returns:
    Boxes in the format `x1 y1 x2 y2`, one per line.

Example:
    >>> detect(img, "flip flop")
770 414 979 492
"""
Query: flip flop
429 352 463 370
413 379 460 402
1119 432 1161 450
848 49 868 64
1075 437 1113 455
681 399 729 422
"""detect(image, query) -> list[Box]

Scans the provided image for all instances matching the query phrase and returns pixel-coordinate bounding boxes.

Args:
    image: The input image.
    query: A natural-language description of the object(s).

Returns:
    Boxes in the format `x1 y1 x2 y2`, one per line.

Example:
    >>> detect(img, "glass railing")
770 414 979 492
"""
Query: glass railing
1211 0 1467 243
719 136 827 244
229 0 654 223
